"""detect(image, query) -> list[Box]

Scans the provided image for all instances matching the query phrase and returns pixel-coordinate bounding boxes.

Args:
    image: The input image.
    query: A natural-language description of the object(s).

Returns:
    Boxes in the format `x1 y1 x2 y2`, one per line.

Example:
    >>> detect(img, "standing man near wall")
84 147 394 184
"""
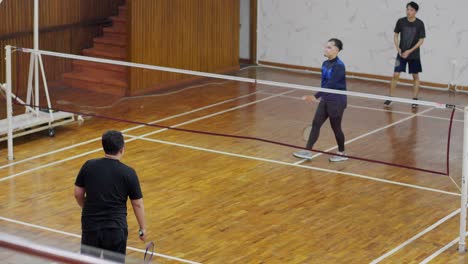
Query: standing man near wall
384 1 426 108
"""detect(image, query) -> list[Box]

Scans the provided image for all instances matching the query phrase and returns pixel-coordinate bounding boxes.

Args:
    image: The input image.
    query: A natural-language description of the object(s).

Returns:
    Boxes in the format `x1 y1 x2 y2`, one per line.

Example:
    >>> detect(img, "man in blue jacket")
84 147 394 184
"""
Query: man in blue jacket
294 38 348 162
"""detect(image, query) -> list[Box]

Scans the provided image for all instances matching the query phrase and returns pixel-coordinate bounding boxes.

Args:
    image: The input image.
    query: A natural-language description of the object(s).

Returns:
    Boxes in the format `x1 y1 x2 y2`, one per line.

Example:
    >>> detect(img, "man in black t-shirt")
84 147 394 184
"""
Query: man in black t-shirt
384 1 426 108
74 130 147 263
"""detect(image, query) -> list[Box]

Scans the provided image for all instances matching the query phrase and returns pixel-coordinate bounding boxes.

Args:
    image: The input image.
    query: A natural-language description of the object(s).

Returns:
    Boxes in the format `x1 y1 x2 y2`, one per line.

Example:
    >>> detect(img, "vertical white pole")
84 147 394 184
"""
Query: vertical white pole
38 55 54 122
25 53 34 112
33 0 39 112
34 54 39 112
5 45 14 161
255 0 260 64
34 0 39 51
460 106 468 253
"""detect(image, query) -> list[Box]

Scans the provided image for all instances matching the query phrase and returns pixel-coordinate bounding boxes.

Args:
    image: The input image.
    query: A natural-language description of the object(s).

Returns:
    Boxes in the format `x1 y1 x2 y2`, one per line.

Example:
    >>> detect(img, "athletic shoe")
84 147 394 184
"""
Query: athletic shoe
329 152 348 162
384 100 393 107
411 97 418 109
293 150 313 160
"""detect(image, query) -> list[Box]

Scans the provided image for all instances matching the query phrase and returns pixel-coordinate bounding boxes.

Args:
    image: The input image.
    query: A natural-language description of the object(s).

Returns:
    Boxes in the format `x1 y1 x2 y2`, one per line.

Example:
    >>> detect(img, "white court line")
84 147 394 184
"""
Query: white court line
257 91 464 123
294 108 434 165
419 236 461 264
0 216 201 264
133 90 295 139
0 90 294 182
123 134 460 197
0 88 263 171
369 208 461 263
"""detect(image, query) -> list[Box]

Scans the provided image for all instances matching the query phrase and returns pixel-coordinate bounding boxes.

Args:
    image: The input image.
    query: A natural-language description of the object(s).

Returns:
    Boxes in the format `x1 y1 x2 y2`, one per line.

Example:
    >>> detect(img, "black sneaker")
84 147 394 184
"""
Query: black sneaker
384 100 392 107
411 98 418 108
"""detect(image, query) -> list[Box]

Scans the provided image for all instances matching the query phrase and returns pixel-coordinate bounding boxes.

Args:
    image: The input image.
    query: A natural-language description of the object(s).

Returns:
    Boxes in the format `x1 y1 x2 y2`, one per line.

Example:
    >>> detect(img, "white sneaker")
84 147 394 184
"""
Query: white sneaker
293 150 313 160
329 152 348 162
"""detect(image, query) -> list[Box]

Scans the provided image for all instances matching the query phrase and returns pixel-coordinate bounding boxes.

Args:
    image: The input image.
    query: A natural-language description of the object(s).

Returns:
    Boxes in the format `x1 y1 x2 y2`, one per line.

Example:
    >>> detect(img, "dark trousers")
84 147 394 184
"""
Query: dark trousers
81 228 128 263
306 100 346 152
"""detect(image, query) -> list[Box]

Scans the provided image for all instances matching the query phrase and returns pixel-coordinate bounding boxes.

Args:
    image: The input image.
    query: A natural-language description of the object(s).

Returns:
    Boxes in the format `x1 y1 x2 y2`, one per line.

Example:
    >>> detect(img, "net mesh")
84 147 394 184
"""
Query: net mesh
7 47 463 178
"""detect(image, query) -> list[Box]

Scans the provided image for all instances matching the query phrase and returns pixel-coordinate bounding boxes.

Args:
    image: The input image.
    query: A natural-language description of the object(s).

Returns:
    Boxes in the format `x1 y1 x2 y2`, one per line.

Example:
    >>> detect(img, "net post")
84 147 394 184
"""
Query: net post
33 0 39 112
5 45 14 161
33 0 39 51
25 53 34 113
34 52 39 112
460 106 468 253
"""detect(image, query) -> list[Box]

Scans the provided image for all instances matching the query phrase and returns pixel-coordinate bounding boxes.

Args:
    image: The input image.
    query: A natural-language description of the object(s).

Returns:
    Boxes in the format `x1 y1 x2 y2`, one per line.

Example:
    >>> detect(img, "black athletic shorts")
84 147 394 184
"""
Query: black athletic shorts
394 54 422 74
81 228 128 263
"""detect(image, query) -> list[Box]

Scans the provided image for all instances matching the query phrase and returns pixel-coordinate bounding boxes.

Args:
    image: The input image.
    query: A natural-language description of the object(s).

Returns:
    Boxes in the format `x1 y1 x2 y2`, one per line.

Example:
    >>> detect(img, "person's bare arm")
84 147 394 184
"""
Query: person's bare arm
401 38 424 59
131 198 147 241
409 38 425 53
74 186 85 208
394 33 401 55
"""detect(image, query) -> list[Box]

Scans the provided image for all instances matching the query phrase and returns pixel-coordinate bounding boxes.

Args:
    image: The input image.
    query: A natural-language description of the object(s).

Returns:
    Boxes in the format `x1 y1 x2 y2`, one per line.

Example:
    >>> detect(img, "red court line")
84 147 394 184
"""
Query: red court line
446 108 456 176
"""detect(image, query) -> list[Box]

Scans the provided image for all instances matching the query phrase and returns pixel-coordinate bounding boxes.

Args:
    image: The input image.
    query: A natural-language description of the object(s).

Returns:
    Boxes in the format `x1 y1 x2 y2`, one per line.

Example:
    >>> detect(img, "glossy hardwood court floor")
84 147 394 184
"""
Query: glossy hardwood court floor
0 66 467 263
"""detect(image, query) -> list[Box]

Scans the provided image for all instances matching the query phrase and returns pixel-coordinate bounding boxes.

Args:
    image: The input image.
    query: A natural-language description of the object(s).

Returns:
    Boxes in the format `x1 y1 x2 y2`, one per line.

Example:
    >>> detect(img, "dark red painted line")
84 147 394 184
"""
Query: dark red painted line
446 108 456 176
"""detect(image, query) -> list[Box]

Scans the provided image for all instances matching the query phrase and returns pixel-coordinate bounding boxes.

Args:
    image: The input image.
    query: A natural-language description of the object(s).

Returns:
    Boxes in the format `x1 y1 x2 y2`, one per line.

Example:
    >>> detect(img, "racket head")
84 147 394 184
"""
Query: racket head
144 241 155 264
303 125 312 141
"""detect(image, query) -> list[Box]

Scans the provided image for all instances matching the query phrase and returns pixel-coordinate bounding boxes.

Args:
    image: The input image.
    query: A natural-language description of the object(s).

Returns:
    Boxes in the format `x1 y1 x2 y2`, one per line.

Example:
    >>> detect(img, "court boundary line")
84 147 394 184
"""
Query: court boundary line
369 208 461 263
122 134 460 197
419 236 463 264
294 107 435 165
0 216 201 264
0 90 294 182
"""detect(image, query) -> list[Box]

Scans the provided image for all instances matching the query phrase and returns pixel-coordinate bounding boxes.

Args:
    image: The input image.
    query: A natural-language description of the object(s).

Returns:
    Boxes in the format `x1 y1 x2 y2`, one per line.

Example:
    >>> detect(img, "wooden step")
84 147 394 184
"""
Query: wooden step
93 42 126 52
110 16 126 23
110 16 126 31
63 72 127 96
118 6 127 17
72 61 128 79
103 26 126 34
102 26 127 38
82 47 126 60
72 59 127 73
93 36 127 48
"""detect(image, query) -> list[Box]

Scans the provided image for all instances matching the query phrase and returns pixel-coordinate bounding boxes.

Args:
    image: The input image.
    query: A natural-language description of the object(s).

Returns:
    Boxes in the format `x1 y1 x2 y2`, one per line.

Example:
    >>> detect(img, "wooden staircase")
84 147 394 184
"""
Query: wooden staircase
63 4 128 96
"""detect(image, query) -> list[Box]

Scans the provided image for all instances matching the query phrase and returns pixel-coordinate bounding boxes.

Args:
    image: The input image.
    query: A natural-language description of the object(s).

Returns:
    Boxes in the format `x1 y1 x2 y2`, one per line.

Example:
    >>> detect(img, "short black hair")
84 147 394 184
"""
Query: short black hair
328 38 343 51
102 130 124 155
407 2 419 11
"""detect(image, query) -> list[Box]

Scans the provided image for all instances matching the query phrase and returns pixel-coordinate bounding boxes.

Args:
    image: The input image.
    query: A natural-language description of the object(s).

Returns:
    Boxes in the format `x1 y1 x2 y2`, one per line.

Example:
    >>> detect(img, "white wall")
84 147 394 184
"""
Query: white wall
240 0 251 60
258 0 468 86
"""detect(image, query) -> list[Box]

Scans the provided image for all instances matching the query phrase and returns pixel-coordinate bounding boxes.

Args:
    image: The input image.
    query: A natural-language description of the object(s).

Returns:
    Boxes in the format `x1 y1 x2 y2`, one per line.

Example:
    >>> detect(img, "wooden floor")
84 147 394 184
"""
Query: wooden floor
0 66 467 263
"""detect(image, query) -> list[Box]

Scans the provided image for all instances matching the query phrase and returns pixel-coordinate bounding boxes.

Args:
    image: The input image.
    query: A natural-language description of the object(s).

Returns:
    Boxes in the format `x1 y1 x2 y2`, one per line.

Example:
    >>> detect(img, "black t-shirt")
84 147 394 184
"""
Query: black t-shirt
394 17 426 60
75 158 143 231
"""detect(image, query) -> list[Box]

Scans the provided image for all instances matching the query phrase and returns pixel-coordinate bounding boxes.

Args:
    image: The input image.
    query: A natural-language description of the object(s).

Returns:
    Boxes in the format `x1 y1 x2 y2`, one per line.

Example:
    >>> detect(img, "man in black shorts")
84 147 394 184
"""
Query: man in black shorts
74 130 147 263
384 1 426 108
293 38 348 162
